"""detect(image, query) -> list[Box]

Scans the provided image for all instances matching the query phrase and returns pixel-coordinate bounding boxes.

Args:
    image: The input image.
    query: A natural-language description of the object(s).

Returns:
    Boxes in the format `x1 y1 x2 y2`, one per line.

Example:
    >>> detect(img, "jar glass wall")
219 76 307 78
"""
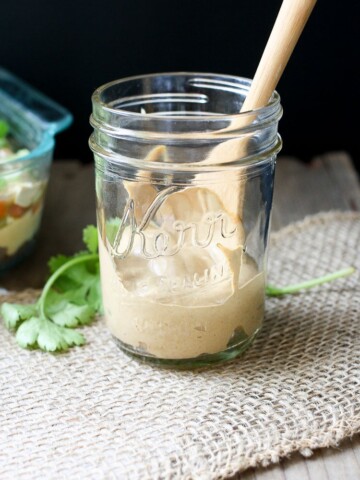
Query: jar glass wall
90 73 282 367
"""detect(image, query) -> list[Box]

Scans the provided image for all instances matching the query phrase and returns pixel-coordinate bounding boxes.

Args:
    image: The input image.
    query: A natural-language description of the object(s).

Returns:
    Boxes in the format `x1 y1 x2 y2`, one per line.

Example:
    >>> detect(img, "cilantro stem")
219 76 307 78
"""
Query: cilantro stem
266 266 355 296
38 253 99 319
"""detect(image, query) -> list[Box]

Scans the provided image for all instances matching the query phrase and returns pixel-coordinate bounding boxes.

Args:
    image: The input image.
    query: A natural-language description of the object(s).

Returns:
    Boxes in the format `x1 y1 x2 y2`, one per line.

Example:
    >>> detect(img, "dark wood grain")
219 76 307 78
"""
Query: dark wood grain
271 152 360 230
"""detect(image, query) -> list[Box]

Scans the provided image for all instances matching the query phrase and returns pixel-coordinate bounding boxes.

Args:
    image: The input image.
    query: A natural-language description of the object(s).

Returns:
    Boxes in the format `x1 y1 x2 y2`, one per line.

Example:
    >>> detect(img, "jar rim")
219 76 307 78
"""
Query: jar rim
92 71 281 123
90 72 282 168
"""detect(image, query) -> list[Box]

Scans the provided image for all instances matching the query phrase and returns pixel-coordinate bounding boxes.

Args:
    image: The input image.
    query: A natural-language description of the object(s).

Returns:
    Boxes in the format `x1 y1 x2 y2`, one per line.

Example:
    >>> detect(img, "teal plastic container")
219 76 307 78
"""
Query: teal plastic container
0 68 72 270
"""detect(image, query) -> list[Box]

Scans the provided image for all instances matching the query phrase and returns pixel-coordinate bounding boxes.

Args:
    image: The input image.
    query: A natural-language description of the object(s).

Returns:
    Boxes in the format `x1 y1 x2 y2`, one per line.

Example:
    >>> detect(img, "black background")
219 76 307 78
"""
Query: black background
0 0 359 167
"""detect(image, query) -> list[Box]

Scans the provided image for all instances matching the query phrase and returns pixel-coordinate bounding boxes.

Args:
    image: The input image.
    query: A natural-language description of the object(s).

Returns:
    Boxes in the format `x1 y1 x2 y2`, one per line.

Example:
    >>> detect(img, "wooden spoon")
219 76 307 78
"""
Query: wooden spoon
193 0 317 231
241 0 317 114
145 0 317 165
203 0 318 165
140 0 318 230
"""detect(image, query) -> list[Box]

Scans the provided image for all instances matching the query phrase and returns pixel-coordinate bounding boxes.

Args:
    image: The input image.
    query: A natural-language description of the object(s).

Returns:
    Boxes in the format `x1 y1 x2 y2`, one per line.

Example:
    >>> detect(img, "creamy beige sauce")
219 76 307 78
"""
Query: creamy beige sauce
99 237 264 360
0 209 42 255
98 182 265 360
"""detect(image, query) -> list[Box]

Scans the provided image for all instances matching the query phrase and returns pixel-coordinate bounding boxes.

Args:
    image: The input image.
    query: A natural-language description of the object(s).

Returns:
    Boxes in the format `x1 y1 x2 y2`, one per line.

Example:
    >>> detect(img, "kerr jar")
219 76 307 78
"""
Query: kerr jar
89 72 282 367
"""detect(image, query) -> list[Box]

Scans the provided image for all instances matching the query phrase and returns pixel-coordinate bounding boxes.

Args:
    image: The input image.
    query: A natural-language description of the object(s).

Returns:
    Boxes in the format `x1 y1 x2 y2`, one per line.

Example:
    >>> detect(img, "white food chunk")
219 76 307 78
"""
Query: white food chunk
14 182 42 208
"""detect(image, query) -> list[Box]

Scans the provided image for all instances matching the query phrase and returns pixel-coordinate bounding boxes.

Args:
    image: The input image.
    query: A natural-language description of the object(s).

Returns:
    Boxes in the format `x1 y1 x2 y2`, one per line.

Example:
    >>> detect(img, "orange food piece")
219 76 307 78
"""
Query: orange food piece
8 203 26 218
0 201 8 219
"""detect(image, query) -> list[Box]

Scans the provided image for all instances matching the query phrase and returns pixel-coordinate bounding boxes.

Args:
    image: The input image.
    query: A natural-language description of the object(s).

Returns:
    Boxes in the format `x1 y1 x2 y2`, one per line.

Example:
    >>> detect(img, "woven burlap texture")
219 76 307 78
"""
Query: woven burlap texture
0 211 359 480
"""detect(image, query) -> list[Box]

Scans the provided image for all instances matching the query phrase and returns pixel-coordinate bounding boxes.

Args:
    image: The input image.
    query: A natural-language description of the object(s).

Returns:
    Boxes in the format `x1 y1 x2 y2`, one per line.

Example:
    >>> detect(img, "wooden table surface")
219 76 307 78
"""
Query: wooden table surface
1 152 360 479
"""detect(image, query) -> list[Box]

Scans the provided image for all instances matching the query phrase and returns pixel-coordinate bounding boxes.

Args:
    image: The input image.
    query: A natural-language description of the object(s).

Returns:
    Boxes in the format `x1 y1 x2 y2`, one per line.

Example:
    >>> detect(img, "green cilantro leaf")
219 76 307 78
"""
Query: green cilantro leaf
1 303 37 329
51 303 94 327
0 119 9 139
48 252 96 293
83 225 98 254
51 259 102 311
45 290 95 327
1 225 101 353
16 316 85 351
48 254 71 274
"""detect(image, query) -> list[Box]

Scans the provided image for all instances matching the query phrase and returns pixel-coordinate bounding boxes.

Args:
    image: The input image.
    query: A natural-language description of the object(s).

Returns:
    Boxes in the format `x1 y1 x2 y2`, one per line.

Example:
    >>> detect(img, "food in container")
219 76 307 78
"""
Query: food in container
0 68 72 270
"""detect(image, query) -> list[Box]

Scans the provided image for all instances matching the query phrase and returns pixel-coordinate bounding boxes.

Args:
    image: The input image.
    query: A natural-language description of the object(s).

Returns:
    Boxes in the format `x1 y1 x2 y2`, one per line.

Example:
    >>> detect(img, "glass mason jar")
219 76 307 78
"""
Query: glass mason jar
90 72 282 367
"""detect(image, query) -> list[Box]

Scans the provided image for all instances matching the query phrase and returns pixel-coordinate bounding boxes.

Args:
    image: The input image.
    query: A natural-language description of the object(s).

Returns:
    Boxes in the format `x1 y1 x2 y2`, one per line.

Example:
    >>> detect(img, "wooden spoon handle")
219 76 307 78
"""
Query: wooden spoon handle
241 0 317 113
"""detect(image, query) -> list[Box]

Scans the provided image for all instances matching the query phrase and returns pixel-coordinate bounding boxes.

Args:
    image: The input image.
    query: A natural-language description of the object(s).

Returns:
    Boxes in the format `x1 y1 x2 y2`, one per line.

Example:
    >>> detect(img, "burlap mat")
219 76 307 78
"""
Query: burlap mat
0 211 359 480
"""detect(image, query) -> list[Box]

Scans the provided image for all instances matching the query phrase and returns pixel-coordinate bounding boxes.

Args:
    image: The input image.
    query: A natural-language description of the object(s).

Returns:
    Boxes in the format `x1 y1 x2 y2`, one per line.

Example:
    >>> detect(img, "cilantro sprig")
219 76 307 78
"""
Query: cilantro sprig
265 266 355 296
0 119 9 138
0 118 10 148
1 225 101 352
0 223 356 353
